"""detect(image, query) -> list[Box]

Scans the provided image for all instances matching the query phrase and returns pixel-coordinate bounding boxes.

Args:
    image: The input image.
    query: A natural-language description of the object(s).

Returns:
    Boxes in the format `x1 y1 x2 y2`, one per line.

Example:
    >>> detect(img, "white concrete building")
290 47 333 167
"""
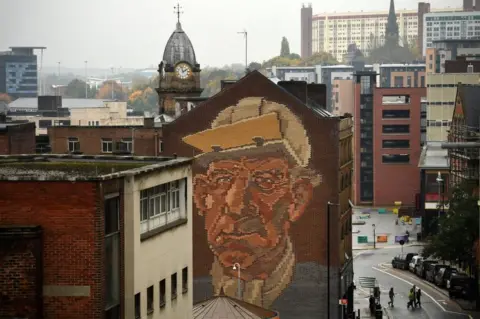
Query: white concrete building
124 157 193 319
69 101 144 126
312 8 460 62
423 11 480 55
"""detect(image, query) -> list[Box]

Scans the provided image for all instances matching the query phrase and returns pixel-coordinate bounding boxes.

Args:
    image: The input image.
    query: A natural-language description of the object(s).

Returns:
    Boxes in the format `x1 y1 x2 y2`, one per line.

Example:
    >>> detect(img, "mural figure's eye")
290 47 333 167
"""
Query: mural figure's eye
215 176 232 184
254 177 274 190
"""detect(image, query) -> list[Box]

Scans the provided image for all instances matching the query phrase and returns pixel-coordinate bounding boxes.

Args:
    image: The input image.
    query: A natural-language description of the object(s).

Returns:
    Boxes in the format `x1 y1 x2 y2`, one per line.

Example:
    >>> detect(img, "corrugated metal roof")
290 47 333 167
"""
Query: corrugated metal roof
8 98 113 109
418 142 449 169
193 294 278 319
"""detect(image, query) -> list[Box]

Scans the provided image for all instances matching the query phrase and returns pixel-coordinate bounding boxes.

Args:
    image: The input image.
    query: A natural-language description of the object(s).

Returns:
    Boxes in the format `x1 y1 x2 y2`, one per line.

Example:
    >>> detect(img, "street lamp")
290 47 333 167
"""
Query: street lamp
372 224 376 249
436 171 444 224
237 30 248 74
84 61 88 99
232 262 241 299
327 201 339 319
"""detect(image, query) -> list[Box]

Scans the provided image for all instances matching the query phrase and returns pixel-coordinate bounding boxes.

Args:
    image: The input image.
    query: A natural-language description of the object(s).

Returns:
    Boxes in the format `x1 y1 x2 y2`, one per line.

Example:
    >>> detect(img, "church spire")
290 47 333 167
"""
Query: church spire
385 0 399 46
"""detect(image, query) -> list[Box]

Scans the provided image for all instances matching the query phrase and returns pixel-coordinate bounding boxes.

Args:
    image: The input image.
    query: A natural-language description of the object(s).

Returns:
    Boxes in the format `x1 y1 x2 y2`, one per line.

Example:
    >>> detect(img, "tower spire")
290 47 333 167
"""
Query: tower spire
174 3 183 23
385 0 399 46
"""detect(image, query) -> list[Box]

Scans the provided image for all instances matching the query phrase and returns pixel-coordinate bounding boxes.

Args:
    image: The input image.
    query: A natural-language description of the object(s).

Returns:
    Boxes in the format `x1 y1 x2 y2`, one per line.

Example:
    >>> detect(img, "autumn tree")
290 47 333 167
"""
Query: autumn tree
0 93 12 103
96 80 127 100
280 37 291 57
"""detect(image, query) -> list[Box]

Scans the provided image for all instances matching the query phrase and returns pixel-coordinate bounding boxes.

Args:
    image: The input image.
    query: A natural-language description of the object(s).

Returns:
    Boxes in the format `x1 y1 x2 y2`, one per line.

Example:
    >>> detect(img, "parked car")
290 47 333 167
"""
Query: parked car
417 260 438 278
426 264 447 283
448 274 475 300
392 253 418 270
409 256 423 273
435 267 458 287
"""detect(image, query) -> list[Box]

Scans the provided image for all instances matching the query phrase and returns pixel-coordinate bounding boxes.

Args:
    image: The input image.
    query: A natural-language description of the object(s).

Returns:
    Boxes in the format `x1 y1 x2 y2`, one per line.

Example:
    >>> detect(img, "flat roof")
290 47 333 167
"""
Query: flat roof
9 46 47 50
0 154 192 181
8 98 115 109
433 38 480 43
418 142 449 169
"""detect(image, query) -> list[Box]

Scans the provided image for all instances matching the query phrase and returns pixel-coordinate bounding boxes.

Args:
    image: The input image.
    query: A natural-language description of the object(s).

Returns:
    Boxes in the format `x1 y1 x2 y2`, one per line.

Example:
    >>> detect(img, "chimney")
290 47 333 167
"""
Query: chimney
144 117 154 128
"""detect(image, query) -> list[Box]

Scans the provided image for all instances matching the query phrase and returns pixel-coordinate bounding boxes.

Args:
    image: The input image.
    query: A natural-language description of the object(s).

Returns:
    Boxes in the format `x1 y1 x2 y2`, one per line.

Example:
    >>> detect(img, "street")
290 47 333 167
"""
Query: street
354 246 473 319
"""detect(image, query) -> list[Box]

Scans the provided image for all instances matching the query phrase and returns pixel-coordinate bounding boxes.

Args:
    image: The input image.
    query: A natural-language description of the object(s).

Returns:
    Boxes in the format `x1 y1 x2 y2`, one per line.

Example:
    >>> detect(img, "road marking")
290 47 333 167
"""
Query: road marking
372 266 471 318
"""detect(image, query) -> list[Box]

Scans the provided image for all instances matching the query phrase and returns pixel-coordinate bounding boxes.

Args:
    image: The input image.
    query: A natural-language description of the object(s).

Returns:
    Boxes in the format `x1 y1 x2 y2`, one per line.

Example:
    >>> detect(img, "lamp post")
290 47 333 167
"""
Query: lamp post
237 30 248 74
84 60 88 98
232 263 241 299
372 224 376 249
327 201 339 319
436 171 444 227
111 67 115 100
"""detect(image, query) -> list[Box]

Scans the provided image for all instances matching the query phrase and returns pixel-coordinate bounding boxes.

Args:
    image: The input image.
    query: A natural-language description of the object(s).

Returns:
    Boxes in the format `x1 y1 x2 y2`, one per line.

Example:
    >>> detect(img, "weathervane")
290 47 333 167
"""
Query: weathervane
174 3 183 23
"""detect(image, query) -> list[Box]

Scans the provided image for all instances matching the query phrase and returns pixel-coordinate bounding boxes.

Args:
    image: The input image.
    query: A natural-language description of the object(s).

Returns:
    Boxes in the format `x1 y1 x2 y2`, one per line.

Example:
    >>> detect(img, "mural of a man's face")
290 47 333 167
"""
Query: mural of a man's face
194 155 313 278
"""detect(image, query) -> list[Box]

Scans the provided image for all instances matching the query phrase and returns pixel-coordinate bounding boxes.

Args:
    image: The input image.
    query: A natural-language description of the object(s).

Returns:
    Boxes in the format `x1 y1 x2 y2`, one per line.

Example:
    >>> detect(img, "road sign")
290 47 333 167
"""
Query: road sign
358 214 370 220
358 236 368 244
399 240 405 246
339 299 348 305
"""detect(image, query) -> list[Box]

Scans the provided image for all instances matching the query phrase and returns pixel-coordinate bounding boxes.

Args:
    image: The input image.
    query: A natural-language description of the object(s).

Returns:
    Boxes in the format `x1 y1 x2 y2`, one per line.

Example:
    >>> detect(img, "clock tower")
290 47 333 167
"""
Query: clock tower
157 4 203 116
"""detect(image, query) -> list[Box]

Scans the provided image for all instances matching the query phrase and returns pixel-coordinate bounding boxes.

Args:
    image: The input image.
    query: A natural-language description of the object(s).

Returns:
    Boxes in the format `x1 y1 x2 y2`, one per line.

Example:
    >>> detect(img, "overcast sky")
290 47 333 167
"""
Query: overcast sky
1 0 461 69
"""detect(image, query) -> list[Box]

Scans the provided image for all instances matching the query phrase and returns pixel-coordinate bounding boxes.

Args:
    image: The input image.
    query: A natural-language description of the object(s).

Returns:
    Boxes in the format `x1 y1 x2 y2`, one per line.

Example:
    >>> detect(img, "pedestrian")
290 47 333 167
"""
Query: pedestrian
369 295 375 315
416 288 422 307
407 288 415 309
388 287 395 307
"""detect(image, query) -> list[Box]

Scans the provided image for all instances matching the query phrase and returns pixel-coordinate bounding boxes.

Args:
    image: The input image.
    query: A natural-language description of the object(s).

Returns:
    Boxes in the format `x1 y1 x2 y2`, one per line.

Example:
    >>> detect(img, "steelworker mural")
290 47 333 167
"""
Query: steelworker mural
183 97 325 316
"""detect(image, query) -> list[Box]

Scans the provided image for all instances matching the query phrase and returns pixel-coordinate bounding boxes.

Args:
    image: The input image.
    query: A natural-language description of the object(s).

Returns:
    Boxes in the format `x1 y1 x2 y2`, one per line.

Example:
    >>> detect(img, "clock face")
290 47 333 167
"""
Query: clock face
175 63 192 80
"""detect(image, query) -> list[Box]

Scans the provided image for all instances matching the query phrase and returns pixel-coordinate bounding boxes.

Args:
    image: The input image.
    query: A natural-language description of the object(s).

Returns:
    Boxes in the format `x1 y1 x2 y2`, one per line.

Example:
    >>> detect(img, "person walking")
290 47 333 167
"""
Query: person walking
407 288 415 309
369 295 375 315
388 287 395 307
416 288 422 308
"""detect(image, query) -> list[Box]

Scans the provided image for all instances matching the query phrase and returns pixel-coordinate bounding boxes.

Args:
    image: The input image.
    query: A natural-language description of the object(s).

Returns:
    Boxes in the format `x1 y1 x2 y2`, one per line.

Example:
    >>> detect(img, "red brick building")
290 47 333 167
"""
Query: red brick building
354 71 426 206
0 154 192 319
48 119 162 156
161 71 354 319
0 119 35 154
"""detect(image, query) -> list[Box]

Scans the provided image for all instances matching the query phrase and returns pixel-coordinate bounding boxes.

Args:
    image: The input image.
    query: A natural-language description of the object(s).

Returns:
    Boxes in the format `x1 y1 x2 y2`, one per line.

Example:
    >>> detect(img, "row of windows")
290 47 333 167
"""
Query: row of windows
67 137 164 154
140 180 186 234
427 120 451 127
383 124 409 134
382 154 410 164
382 109 410 119
134 268 188 319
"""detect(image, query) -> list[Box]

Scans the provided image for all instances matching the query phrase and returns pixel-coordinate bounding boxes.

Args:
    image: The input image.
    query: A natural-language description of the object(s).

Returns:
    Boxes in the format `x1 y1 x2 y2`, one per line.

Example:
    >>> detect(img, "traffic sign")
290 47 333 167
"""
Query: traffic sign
399 240 405 246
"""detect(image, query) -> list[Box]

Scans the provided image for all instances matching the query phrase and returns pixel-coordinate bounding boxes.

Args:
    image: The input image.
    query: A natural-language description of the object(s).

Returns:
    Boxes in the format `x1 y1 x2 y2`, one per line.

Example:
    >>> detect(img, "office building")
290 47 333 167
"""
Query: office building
426 73 480 141
423 11 480 55
354 71 425 206
332 79 354 115
0 47 44 98
301 4 313 59
425 39 480 73
0 154 193 319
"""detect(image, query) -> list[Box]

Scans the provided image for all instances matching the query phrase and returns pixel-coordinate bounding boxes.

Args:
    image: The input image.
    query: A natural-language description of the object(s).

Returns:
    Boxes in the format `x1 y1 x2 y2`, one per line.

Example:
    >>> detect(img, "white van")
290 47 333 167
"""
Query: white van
409 255 423 273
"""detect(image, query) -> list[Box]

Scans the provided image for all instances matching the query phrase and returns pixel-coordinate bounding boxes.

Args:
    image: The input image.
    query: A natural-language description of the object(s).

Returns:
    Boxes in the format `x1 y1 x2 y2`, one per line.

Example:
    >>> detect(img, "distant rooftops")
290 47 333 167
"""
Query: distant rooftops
0 154 191 181
8 97 116 110
267 63 425 70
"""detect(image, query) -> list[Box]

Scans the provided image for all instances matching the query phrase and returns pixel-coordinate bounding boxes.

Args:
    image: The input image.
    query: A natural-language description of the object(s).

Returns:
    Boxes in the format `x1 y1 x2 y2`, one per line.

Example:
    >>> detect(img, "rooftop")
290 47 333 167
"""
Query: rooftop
0 121 33 132
0 154 191 181
8 98 115 109
418 142 449 169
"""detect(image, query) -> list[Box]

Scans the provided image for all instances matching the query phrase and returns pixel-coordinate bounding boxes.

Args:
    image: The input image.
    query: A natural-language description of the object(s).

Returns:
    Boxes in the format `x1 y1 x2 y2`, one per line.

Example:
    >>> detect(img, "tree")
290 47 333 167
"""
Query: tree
0 93 12 103
96 80 127 100
299 52 339 66
280 37 291 57
422 182 479 266
248 62 262 71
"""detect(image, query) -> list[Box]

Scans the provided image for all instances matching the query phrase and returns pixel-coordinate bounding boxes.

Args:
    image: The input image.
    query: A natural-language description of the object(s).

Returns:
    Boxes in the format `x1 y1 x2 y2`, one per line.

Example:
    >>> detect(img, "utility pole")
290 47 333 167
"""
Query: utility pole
111 67 114 100
57 61 61 77
441 141 480 310
237 30 248 75
84 61 88 98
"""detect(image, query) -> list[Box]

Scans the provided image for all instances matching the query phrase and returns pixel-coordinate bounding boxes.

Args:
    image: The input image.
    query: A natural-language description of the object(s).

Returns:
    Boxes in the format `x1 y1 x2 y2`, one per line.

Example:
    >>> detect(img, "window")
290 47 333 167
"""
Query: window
407 76 412 87
182 267 188 293
105 197 120 315
393 76 403 87
116 138 132 153
171 273 177 300
382 154 410 164
382 95 410 104
382 140 410 148
382 110 410 119
140 179 185 234
96 121 100 126
38 119 52 128
382 125 409 134
68 137 80 152
421 76 425 87
135 293 141 319
102 138 113 153
159 140 163 153
159 279 166 308
147 285 154 314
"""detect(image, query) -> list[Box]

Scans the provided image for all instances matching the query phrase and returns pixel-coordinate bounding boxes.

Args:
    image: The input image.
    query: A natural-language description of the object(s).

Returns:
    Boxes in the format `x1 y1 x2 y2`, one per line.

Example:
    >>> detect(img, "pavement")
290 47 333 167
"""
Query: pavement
352 208 421 251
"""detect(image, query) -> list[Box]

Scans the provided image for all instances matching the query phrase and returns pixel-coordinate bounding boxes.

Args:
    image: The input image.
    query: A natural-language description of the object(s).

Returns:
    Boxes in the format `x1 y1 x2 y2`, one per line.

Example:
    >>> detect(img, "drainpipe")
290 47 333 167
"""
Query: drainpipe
131 128 135 155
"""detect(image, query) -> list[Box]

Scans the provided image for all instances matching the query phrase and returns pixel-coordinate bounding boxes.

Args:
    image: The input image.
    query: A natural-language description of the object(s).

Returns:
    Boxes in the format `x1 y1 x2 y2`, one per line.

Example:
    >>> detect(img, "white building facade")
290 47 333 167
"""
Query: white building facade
423 11 480 55
124 159 193 319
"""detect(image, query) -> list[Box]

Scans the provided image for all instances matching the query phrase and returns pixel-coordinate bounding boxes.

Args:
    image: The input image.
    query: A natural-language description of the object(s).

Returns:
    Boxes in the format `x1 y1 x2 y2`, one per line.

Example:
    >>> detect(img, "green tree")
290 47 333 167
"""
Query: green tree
280 37 291 57
299 51 339 66
422 182 479 265
248 62 262 71
65 79 97 98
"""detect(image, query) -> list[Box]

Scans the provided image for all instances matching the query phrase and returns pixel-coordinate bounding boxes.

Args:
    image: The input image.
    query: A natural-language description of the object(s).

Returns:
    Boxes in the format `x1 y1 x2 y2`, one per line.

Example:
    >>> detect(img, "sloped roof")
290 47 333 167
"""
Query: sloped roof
193 294 278 319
